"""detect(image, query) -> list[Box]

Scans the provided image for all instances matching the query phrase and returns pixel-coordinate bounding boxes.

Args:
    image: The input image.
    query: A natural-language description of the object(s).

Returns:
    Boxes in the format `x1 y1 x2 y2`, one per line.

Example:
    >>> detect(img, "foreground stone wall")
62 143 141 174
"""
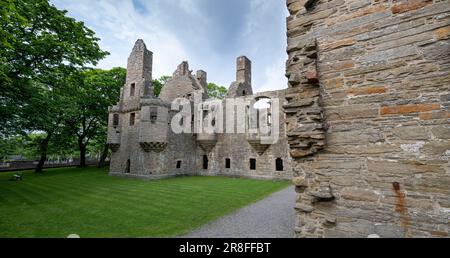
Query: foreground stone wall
286 0 450 237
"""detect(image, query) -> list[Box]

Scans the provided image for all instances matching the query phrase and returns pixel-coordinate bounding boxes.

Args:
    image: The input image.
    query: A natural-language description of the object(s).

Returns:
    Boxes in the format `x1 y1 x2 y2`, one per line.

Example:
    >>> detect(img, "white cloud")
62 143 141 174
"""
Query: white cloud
241 0 288 93
257 57 288 93
51 0 288 92
52 0 191 79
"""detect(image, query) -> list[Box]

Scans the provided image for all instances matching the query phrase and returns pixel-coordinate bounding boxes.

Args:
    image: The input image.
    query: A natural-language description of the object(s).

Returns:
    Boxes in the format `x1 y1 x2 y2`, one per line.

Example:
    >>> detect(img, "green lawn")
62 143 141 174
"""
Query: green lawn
0 167 290 238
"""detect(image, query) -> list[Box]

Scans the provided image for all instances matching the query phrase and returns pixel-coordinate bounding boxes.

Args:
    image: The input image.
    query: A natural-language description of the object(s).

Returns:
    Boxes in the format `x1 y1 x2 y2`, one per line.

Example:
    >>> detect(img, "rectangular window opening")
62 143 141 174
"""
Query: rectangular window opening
276 158 284 171
130 113 136 126
203 155 208 170
130 83 136 97
250 159 256 170
225 158 231 169
113 114 119 126
150 107 158 122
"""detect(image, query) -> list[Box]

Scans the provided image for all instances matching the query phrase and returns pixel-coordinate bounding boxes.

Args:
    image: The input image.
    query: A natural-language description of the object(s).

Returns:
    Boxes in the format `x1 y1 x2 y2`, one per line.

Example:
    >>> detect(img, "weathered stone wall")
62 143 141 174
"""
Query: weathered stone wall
198 90 293 180
286 0 450 237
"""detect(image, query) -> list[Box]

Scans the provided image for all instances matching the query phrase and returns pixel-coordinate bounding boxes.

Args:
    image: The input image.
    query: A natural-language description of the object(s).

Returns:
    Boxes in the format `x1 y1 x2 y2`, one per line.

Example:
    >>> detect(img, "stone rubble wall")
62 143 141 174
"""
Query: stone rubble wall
286 0 450 238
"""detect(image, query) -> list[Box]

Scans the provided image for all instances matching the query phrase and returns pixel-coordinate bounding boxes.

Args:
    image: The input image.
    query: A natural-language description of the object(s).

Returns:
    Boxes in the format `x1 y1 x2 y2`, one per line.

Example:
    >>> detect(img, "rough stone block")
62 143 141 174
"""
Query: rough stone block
431 126 450 139
321 38 356 51
391 0 433 14
393 126 429 140
419 111 450 120
340 188 380 202
381 103 441 116
347 86 387 96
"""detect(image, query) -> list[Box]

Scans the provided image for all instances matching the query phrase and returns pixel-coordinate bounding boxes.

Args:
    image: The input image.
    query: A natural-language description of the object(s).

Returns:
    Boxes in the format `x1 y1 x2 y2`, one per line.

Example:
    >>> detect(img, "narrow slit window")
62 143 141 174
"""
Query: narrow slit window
203 155 208 170
130 83 136 97
130 113 136 126
125 159 131 174
176 161 182 169
113 114 119 126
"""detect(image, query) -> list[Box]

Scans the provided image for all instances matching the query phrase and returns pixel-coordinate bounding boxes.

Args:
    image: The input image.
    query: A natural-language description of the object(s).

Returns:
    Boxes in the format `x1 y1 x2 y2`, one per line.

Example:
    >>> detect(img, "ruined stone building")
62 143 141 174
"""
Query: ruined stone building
286 0 449 237
107 40 292 181
107 0 449 238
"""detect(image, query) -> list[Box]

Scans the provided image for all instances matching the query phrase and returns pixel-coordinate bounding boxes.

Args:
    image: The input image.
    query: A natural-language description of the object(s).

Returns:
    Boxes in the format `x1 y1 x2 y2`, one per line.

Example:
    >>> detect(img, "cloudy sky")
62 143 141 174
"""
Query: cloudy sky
51 0 289 93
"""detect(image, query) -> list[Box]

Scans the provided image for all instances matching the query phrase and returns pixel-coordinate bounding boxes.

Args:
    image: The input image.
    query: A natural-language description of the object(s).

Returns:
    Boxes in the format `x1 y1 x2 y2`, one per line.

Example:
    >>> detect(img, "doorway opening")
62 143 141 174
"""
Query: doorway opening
276 158 284 171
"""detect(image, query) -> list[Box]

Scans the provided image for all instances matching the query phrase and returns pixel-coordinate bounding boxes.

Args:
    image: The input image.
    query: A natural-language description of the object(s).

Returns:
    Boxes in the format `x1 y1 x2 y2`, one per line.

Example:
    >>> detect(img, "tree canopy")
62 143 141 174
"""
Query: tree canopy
0 0 231 172
0 0 109 172
0 0 108 135
152 76 171 97
207 83 228 100
64 68 126 167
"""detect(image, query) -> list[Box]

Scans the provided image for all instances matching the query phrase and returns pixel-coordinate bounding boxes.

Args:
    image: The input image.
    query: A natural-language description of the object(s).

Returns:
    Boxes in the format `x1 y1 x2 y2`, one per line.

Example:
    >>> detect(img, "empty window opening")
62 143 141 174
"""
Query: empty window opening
130 113 136 126
130 83 136 97
125 159 131 174
150 107 158 122
250 159 256 170
176 161 182 169
276 158 284 171
203 155 208 170
225 158 231 169
113 114 119 126
243 90 246 95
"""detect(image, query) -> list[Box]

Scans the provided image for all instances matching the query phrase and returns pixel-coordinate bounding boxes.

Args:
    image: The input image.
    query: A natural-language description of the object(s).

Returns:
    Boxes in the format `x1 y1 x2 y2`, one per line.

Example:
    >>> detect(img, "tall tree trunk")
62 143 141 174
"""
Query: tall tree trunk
78 139 87 168
35 133 52 173
97 144 109 168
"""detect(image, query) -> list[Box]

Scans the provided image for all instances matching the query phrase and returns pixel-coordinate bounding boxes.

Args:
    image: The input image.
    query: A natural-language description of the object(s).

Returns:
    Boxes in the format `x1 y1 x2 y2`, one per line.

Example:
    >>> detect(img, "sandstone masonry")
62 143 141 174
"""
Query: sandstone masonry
286 0 449 237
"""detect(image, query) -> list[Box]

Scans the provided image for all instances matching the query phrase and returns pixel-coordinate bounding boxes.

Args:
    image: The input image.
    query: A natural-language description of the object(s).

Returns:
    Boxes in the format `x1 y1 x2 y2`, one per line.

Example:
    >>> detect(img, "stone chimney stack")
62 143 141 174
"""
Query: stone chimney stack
196 70 207 89
125 39 153 99
174 61 190 76
236 56 251 86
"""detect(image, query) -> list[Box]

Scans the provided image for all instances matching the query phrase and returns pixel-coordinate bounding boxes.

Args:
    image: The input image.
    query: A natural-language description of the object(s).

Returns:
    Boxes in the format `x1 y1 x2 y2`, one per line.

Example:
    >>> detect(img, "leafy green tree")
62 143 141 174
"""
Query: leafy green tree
0 0 109 172
207 83 227 100
152 75 171 97
64 68 126 167
18 80 75 172
0 0 108 136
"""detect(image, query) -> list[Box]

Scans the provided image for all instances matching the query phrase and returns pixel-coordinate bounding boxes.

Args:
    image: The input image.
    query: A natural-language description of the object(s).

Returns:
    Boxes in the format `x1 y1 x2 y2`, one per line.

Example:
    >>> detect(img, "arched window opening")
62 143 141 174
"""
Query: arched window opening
276 158 284 171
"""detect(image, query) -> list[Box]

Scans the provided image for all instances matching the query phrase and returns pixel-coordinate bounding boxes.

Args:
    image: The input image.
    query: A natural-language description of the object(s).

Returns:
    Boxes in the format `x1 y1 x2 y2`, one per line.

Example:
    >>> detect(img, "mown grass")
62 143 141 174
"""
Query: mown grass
0 167 290 238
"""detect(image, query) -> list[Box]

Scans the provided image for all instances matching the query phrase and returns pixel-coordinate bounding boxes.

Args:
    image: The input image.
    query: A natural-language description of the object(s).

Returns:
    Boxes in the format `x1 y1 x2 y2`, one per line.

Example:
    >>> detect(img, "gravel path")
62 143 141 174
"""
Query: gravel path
183 186 296 238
